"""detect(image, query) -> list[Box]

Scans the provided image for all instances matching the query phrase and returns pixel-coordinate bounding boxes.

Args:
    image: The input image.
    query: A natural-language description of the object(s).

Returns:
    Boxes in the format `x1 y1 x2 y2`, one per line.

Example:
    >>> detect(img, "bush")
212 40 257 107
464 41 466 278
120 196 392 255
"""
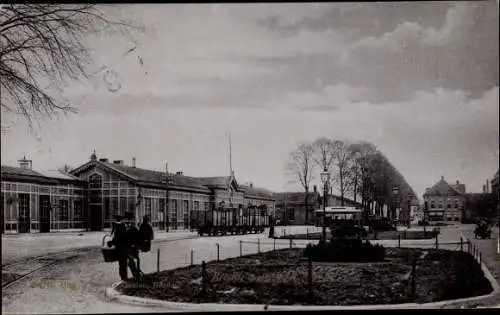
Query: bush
303 239 386 262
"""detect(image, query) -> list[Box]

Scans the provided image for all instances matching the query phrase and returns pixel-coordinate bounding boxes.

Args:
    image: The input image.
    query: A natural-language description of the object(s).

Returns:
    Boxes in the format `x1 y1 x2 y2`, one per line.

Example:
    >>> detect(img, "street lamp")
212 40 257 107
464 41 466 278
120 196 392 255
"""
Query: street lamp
320 167 330 243
392 186 400 223
406 192 414 228
220 201 225 226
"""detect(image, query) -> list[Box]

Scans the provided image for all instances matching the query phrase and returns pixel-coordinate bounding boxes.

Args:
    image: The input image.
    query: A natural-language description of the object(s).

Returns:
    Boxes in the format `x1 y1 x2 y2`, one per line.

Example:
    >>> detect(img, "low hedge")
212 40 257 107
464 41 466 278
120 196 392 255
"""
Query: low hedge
303 239 386 262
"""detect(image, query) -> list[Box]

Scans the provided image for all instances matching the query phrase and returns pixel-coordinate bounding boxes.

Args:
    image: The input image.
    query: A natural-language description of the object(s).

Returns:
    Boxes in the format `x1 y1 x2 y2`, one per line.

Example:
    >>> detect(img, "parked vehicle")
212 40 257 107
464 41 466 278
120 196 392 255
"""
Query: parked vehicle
190 208 267 236
474 223 492 239
368 217 397 232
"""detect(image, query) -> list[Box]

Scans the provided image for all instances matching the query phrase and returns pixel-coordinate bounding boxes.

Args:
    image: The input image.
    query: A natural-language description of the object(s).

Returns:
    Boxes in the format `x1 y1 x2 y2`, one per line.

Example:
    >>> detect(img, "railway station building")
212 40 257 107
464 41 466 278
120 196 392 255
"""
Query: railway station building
1 152 275 233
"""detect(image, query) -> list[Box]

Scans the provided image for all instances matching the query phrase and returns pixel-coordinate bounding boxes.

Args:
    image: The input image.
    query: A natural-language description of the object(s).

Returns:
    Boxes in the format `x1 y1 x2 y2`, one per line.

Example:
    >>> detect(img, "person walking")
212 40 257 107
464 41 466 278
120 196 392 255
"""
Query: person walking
124 212 141 281
108 214 129 281
268 215 275 238
139 215 154 253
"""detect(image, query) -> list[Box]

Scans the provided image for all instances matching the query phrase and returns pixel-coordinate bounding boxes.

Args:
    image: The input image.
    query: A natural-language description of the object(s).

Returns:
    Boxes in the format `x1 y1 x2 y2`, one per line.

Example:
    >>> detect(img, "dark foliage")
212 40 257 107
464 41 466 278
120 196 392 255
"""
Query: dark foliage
303 239 386 262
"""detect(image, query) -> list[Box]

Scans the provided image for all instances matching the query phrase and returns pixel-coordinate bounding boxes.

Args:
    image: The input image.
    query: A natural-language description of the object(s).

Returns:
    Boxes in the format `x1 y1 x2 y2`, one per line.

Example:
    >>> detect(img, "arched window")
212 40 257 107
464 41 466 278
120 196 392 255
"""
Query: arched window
89 173 102 189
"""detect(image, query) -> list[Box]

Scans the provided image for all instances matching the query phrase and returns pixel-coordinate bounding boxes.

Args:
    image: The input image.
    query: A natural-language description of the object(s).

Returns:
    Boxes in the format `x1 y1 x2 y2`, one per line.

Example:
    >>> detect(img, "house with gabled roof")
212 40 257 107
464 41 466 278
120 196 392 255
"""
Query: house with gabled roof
423 176 466 222
1 152 275 233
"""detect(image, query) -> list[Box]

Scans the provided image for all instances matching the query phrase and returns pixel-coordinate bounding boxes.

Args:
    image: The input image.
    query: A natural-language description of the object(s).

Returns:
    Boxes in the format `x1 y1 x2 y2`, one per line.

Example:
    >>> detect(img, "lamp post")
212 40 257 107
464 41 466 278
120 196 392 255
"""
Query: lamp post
165 162 173 232
220 200 225 226
406 192 414 228
392 186 400 224
320 167 330 242
424 201 428 236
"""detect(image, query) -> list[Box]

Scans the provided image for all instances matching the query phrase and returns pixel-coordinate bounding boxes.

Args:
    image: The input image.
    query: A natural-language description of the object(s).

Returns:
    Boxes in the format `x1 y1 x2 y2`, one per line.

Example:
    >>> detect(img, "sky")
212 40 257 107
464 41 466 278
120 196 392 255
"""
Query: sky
1 2 499 199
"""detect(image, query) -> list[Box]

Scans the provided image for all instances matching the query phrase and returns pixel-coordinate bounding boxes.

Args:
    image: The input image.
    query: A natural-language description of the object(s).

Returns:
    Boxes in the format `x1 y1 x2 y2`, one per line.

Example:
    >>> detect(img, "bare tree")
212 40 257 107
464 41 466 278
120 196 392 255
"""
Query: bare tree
286 143 315 224
348 141 378 223
330 140 353 206
312 138 335 174
0 4 141 130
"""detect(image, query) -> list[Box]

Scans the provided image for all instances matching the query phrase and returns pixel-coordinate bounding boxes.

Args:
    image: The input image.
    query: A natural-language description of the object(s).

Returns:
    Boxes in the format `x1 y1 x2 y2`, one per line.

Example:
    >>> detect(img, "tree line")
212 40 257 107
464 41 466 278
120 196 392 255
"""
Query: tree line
286 138 417 223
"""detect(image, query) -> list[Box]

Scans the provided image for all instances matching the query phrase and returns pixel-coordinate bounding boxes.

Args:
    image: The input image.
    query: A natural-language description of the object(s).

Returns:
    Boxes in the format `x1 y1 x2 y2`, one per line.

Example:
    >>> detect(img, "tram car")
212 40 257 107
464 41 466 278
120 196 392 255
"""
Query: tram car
190 205 268 236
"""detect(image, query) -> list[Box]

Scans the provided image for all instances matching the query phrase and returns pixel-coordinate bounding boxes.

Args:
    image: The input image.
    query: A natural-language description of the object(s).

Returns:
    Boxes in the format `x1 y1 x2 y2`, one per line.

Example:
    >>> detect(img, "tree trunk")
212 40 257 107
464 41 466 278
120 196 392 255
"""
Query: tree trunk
353 177 358 203
340 174 344 207
304 186 309 225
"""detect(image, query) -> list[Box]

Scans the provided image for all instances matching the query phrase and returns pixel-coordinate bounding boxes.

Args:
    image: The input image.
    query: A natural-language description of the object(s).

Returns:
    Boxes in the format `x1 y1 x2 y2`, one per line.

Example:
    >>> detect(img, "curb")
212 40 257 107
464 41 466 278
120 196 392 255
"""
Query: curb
105 248 500 311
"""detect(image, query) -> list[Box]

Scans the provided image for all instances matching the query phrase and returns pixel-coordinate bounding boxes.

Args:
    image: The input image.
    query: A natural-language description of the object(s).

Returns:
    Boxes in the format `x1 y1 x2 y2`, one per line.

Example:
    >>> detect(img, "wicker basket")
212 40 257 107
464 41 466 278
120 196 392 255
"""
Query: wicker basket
101 234 119 263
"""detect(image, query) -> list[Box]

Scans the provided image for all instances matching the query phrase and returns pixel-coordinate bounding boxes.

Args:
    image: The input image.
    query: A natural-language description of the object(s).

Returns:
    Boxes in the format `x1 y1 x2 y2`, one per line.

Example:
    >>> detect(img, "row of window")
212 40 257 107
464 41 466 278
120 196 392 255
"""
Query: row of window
429 203 460 209
2 183 84 195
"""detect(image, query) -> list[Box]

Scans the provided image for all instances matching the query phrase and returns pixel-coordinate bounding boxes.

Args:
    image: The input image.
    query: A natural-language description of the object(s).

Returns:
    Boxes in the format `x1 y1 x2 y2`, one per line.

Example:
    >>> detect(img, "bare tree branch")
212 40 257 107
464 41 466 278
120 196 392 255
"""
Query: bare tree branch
286 143 315 223
0 4 143 130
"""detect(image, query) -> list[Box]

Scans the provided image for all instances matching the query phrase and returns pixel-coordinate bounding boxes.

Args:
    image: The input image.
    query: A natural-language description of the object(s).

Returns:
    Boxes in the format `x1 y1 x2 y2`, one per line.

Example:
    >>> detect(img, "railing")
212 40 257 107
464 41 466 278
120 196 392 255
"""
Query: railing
149 235 486 305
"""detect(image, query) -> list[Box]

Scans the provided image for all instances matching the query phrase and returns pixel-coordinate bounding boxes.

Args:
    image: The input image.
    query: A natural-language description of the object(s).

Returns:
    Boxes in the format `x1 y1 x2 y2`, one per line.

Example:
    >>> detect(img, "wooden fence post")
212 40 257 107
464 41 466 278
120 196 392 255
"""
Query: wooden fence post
479 251 482 265
411 257 417 298
467 240 471 254
435 235 438 250
258 238 261 253
239 240 243 257
157 248 160 273
216 243 220 262
289 238 292 249
273 238 276 251
460 237 463 252
308 256 313 300
307 228 309 240
398 234 401 248
202 261 207 294
190 249 194 266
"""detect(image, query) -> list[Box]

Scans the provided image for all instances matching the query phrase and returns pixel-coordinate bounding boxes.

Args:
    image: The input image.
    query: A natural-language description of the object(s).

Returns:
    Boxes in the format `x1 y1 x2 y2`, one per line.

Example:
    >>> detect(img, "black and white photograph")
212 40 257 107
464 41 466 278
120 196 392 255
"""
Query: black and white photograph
1 1 499 312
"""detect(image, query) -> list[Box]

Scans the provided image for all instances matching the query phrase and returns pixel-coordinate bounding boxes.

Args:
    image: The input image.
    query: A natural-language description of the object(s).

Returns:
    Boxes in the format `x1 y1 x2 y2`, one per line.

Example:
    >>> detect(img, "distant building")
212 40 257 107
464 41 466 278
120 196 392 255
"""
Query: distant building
274 188 320 225
465 193 495 223
1 157 85 234
273 185 362 225
423 176 466 222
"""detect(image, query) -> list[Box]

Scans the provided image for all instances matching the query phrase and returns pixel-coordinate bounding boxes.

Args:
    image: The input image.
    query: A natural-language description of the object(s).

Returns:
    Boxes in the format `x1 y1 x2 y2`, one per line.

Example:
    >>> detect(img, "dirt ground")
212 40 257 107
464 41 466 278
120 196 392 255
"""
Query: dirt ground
118 247 493 306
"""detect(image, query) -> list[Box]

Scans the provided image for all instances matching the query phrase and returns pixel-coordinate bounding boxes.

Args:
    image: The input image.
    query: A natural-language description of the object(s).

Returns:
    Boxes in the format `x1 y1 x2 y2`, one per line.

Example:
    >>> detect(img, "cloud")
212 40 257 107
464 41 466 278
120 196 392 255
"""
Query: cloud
267 84 371 111
348 2 469 54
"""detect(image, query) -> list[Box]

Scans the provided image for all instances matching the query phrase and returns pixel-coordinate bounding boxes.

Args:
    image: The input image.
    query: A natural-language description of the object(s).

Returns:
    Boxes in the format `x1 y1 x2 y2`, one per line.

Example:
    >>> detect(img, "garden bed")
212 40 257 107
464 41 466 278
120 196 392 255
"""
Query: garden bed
278 230 438 241
367 230 440 240
117 248 493 306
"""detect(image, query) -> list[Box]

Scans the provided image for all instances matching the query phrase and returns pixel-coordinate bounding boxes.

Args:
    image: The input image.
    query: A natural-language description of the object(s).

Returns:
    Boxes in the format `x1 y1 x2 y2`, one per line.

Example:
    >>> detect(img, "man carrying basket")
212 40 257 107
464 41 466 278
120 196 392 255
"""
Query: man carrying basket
107 213 141 282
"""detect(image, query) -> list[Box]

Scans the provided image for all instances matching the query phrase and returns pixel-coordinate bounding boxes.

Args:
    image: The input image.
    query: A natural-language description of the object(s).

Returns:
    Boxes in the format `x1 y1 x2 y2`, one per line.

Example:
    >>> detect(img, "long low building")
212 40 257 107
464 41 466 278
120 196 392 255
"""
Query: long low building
1 152 275 233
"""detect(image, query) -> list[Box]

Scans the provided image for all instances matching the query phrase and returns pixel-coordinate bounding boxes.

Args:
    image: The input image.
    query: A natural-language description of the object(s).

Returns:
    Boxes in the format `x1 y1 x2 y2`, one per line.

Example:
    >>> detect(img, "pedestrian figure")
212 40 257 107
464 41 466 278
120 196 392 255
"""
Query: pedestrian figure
268 215 275 238
108 214 129 281
124 212 142 282
139 215 154 253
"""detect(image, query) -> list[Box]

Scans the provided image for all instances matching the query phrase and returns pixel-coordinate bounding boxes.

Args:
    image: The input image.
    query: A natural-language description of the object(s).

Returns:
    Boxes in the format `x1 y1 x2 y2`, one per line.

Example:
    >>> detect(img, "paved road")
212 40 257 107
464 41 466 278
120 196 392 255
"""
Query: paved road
1 230 198 265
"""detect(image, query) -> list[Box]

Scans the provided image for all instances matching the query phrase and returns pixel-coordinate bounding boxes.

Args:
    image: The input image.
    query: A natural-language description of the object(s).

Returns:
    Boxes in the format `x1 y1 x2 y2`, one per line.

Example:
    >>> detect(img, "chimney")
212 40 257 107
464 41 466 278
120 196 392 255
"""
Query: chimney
113 160 124 165
176 171 183 175
18 156 32 170
313 185 317 193
99 158 109 163
132 157 136 168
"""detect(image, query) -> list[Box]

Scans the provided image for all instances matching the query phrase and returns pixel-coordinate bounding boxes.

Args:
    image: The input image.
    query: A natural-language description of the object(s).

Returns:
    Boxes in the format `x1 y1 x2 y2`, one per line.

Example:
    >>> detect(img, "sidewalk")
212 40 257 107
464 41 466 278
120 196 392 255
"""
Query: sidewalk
1 230 197 265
